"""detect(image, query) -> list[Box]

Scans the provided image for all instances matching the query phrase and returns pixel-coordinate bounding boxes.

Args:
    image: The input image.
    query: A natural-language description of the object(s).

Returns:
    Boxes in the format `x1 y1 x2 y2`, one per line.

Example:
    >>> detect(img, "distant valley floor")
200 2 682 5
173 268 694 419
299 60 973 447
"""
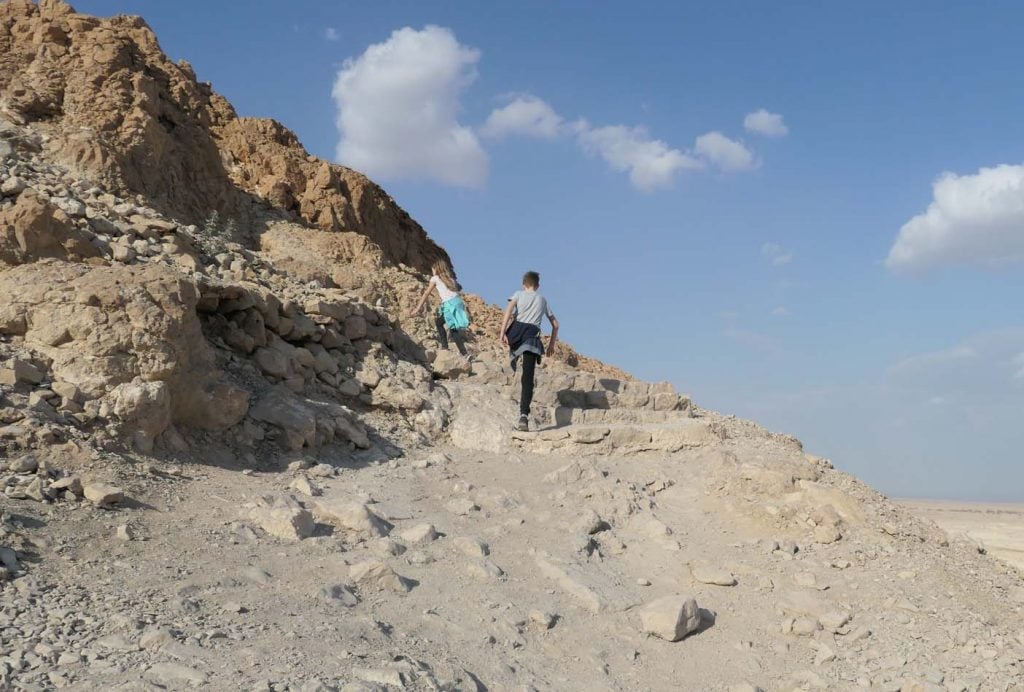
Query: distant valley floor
901 499 1024 572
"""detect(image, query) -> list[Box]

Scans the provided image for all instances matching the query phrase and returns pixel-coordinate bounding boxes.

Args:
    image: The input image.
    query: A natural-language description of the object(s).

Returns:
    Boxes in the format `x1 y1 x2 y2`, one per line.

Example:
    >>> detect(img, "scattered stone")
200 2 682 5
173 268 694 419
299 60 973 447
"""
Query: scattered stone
446 498 480 516
349 560 413 593
7 453 39 473
453 536 490 558
820 610 852 632
791 617 821 636
398 523 438 545
145 662 207 687
574 508 607 535
529 610 557 629
139 627 176 650
309 463 336 478
320 583 359 607
314 498 391 539
353 668 405 688
50 475 83 495
248 496 314 541
289 475 321 497
466 558 505 580
116 524 135 541
638 595 701 642
83 482 125 507
691 565 737 586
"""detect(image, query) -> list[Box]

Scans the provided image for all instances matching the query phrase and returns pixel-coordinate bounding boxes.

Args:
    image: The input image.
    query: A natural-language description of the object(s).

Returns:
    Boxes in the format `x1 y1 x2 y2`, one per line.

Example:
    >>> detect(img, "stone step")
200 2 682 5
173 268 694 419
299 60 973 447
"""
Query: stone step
550 406 692 426
467 360 691 414
511 419 726 457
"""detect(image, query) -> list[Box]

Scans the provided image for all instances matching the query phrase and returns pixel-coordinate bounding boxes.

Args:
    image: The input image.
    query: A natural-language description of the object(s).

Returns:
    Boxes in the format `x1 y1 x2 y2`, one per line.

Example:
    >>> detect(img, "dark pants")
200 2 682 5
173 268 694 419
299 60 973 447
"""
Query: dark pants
435 312 467 356
519 352 539 417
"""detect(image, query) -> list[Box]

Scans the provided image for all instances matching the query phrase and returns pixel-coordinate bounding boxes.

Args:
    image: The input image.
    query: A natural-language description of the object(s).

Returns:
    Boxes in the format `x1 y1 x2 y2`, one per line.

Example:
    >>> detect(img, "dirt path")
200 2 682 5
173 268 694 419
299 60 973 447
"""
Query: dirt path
5 430 1024 691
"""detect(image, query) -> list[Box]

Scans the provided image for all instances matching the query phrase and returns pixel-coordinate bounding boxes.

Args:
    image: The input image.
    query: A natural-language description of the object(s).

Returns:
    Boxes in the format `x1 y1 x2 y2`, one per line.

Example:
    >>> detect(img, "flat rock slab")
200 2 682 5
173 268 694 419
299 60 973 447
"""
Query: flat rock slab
145 662 207 687
83 482 124 507
691 565 738 586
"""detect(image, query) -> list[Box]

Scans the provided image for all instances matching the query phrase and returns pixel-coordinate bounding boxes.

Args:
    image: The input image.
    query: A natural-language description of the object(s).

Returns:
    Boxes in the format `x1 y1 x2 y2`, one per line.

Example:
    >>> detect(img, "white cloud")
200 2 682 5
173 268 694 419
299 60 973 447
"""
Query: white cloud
771 306 789 317
577 125 703 192
761 242 793 266
886 163 1024 273
325 27 339 42
888 344 979 376
332 26 488 187
694 131 757 171
1012 353 1024 381
482 95 565 139
744 109 788 137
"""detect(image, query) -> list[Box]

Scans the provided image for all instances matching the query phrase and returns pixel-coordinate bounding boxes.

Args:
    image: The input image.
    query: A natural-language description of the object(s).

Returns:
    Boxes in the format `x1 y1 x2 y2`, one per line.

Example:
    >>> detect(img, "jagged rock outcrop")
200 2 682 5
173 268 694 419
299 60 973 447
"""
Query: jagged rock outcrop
0 260 249 451
0 0 450 274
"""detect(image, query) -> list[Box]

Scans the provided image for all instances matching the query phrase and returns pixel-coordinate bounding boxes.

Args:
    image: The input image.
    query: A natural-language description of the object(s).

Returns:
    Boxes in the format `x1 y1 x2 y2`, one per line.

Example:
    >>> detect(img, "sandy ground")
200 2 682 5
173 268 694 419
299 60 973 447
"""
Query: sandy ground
900 499 1024 572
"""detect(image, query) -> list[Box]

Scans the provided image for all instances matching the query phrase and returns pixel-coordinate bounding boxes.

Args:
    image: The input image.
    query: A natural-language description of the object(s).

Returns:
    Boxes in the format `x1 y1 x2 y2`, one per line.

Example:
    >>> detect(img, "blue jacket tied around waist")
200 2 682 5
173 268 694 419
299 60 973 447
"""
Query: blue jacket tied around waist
505 321 543 371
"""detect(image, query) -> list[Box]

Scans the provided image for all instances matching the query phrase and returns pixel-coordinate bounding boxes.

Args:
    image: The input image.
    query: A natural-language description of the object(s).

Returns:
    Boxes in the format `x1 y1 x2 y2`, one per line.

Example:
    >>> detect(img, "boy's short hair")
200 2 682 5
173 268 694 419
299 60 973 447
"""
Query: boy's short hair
522 271 540 288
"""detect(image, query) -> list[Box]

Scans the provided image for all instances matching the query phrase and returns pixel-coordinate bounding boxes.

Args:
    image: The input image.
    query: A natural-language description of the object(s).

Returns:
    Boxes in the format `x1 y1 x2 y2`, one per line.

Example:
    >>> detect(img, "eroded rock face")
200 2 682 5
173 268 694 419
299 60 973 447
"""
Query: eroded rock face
0 261 248 449
0 0 451 275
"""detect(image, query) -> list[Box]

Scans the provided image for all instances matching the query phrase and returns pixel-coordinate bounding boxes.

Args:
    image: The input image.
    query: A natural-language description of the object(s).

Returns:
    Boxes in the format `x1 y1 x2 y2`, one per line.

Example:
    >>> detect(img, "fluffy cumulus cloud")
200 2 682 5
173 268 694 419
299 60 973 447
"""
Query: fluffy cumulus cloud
886 164 1024 273
333 27 777 191
483 94 768 190
761 241 793 266
332 26 488 187
577 125 703 191
481 95 566 139
694 131 757 172
744 109 788 137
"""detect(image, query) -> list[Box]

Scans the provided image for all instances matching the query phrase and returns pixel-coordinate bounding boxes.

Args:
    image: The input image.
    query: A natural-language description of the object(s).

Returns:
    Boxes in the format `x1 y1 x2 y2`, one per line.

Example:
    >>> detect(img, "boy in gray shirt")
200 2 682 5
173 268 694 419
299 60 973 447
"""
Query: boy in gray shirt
499 271 560 431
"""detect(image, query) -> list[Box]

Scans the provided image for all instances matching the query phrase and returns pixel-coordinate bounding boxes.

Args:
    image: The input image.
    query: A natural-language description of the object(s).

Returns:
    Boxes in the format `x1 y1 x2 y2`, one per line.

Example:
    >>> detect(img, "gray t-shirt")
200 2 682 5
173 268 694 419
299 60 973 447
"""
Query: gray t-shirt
510 290 553 327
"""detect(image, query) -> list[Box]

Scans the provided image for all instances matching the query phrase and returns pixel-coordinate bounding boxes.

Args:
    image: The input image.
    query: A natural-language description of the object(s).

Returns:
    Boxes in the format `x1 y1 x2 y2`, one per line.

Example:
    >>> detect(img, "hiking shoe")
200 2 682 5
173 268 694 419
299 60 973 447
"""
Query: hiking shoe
515 415 529 432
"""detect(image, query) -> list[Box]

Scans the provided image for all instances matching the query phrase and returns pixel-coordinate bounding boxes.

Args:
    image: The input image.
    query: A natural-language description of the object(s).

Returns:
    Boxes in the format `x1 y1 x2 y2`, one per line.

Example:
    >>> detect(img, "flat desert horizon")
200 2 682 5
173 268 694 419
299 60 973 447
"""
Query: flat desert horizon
900 499 1024 572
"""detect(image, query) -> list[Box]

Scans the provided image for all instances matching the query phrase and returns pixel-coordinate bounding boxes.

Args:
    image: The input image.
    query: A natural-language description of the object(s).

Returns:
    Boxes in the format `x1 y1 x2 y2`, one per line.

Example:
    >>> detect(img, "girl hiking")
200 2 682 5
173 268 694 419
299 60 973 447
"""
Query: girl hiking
412 260 471 357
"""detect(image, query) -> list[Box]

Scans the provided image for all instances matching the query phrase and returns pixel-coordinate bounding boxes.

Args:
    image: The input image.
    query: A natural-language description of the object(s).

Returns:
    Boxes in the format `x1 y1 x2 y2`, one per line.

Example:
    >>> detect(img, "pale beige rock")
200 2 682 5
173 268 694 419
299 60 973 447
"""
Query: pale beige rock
453 536 489 558
289 476 321 497
314 498 391 539
638 595 701 642
446 498 479 516
432 350 471 379
248 497 314 541
145 662 207 688
691 565 737 586
83 482 124 507
349 560 412 593
398 523 438 545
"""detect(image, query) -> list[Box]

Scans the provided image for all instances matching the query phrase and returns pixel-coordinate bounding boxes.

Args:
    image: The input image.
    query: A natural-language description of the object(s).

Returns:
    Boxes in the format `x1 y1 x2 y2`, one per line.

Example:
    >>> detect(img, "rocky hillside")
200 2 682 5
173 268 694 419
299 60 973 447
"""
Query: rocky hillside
1 2 1023 691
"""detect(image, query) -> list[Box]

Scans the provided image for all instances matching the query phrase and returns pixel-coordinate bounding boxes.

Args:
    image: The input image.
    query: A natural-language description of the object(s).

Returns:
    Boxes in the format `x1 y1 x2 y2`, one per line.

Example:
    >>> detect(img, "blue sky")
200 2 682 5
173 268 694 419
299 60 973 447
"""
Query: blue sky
77 1 1024 501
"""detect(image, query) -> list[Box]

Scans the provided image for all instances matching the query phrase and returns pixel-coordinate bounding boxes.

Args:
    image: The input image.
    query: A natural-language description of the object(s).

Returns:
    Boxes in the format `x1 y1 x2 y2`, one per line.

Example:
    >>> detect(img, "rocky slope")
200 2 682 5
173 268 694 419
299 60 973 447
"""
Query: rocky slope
1 2 1023 691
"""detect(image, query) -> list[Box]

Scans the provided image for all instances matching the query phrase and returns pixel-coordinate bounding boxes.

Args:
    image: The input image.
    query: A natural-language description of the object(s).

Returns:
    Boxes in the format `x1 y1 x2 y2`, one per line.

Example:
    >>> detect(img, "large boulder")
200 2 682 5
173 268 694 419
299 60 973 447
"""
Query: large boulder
0 189 101 266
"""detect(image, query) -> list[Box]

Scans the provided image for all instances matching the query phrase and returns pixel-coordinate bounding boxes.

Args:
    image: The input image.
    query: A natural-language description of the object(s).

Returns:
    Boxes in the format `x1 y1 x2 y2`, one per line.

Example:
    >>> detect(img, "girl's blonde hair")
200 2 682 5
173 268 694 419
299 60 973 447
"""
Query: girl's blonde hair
431 260 460 293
